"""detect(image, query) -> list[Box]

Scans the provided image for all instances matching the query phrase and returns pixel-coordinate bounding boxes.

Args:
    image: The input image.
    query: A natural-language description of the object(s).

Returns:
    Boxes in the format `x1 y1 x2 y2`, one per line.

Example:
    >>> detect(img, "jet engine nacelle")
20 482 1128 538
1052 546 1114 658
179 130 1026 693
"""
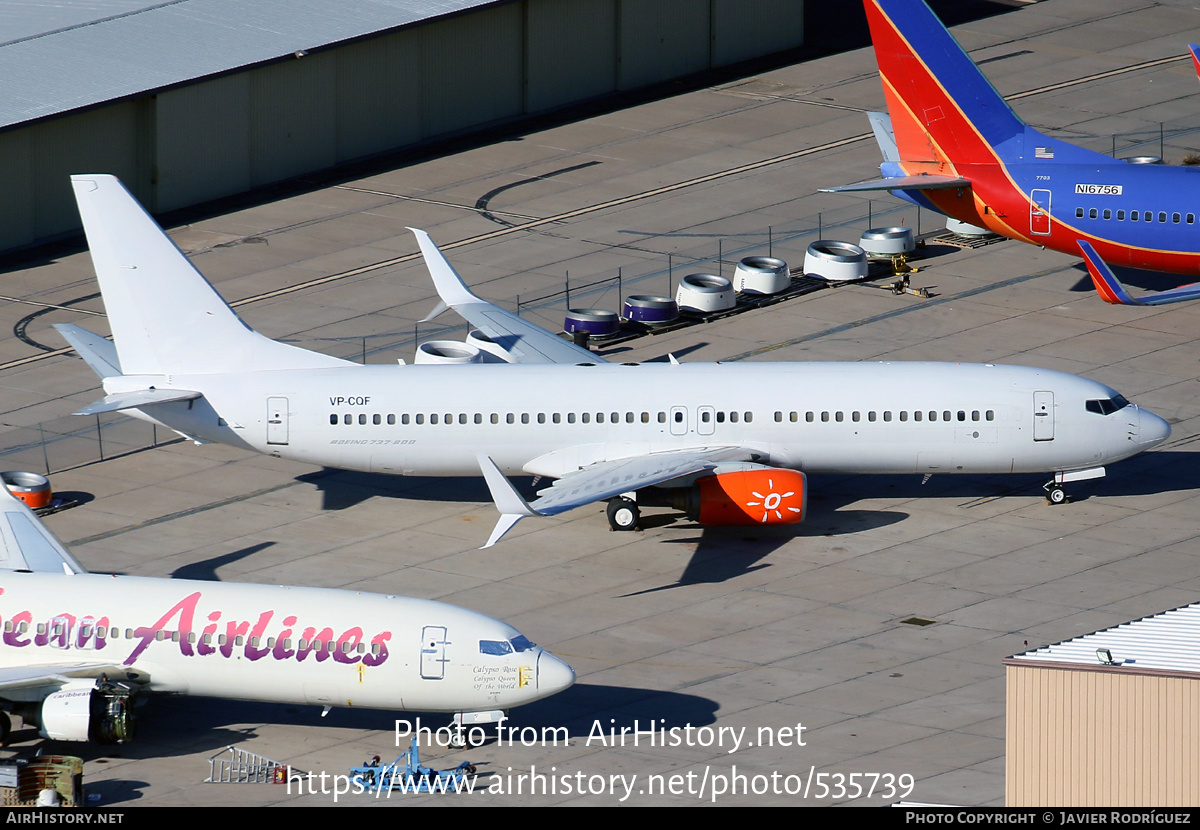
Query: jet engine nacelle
39 680 137 744
674 469 808 525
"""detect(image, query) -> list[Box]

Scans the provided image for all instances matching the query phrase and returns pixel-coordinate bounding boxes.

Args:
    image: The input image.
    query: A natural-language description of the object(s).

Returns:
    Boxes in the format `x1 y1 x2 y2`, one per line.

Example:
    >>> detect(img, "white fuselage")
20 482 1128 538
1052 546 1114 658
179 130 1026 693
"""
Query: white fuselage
0 572 574 713
118 361 1168 482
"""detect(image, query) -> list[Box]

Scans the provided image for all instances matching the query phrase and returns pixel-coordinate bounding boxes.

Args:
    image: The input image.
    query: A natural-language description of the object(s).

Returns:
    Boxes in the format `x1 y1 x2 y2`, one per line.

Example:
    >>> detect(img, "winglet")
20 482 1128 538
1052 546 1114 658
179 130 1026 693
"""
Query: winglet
407 228 600 365
867 111 900 163
1078 240 1200 306
0 491 86 574
476 455 539 549
54 324 122 379
1078 241 1140 305
1190 44 1200 86
410 228 481 322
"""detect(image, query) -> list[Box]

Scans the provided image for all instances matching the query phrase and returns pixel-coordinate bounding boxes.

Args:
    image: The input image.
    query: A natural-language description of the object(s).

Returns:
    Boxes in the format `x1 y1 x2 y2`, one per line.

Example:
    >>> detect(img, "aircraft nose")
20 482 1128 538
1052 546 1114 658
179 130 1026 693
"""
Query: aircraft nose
537 651 576 695
1138 407 1171 448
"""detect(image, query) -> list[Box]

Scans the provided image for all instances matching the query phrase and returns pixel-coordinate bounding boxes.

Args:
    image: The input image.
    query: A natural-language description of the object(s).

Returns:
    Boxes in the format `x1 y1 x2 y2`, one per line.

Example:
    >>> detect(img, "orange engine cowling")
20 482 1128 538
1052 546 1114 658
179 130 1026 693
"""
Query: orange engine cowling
690 469 808 526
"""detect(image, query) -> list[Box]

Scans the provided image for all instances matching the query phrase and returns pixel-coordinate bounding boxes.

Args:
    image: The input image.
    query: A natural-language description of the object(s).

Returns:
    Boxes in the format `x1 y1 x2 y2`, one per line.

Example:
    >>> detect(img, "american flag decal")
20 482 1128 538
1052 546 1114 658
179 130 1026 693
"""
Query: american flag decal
1035 146 1054 159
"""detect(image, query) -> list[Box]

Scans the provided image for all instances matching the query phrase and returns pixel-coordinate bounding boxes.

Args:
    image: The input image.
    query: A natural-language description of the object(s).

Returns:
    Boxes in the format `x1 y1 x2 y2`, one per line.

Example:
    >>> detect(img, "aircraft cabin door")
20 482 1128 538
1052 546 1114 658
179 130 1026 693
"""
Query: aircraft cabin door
267 397 289 445
670 406 688 436
1030 189 1052 236
1033 391 1055 441
420 625 448 680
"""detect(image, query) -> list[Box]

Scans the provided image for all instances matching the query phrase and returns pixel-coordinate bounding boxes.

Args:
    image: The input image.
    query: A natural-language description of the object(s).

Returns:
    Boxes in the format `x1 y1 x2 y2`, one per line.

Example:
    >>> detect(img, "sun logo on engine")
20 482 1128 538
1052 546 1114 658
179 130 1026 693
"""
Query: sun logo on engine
746 479 802 523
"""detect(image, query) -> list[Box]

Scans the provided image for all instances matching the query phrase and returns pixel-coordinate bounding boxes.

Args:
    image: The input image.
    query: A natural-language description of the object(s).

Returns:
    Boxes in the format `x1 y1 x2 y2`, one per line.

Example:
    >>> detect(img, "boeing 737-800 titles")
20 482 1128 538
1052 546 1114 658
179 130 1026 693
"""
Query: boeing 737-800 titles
0 491 573 746
57 175 1169 548
826 0 1200 305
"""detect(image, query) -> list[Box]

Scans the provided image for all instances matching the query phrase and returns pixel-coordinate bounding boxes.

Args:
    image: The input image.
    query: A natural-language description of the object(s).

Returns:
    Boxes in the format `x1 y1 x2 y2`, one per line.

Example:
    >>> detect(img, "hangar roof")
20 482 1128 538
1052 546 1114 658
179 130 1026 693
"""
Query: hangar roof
0 0 496 131
1007 602 1200 676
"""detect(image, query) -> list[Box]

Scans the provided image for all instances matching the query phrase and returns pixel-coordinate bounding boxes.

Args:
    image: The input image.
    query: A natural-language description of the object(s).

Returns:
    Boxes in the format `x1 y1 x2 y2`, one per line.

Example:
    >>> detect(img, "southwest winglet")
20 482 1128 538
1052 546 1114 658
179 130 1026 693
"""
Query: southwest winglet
1078 240 1200 306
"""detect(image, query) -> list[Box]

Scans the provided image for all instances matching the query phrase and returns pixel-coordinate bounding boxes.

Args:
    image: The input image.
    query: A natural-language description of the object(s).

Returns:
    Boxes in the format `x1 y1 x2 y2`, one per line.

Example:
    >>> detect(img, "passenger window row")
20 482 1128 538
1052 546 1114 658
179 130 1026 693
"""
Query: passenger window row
330 410 755 426
773 409 995 423
1075 207 1195 224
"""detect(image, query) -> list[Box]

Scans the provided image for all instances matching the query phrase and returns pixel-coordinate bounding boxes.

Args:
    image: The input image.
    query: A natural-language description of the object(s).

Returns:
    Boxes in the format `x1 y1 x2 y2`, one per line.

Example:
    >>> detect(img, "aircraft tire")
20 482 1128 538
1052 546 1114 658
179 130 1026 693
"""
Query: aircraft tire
607 498 639 531
1046 485 1068 505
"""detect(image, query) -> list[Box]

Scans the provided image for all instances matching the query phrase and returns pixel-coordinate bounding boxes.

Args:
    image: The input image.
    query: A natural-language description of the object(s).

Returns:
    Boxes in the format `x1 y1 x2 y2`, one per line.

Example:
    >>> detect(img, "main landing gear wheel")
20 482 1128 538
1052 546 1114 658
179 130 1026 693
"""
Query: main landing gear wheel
1044 483 1068 505
606 498 640 531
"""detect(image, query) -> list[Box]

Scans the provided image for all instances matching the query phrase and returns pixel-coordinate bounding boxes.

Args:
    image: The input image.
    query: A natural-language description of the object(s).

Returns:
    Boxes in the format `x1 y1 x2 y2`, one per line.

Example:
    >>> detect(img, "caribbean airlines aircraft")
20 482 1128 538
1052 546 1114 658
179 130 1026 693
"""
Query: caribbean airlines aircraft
826 0 1200 305
59 175 1168 548
0 491 574 745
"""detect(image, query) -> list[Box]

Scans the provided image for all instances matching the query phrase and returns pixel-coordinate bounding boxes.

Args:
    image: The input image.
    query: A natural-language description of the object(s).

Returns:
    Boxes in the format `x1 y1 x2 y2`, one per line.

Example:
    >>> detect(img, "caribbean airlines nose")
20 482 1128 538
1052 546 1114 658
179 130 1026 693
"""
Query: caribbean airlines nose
538 651 576 695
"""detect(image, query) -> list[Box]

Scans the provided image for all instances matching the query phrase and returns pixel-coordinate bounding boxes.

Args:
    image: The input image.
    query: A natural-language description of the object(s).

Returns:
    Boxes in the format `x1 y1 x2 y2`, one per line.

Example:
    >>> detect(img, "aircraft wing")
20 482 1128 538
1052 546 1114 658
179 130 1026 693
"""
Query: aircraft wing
475 447 749 548
410 228 603 365
1078 241 1200 306
0 664 133 694
0 492 86 574
821 174 969 194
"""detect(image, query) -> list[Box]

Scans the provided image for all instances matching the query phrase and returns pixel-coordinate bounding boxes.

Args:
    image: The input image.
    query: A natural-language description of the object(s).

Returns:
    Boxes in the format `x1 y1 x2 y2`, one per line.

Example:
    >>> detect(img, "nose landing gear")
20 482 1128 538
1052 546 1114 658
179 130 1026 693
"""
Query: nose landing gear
1044 482 1068 505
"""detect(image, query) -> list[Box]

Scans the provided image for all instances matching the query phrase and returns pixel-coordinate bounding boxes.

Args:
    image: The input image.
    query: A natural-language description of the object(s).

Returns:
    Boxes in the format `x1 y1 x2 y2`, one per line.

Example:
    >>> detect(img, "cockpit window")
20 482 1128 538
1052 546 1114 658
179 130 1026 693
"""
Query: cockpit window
509 635 536 652
1085 395 1129 416
479 640 513 655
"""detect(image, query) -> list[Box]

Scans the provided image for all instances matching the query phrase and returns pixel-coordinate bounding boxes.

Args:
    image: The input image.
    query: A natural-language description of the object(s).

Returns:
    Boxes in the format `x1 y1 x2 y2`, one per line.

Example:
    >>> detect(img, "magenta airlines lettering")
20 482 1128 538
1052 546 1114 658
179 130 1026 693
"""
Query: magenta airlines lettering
0 589 392 667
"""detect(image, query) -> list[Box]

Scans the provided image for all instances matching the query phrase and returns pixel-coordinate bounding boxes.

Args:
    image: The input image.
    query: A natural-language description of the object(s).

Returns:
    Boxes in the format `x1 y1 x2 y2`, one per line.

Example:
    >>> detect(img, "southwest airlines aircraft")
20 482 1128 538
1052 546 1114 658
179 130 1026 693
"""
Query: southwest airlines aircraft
827 0 1200 305
58 176 1168 548
0 491 573 746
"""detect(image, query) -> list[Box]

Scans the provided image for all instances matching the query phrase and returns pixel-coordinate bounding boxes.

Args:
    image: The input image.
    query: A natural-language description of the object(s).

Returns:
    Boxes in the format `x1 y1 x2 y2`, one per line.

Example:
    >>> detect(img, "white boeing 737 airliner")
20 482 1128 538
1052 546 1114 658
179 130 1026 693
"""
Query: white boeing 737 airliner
0 491 573 746
57 176 1169 548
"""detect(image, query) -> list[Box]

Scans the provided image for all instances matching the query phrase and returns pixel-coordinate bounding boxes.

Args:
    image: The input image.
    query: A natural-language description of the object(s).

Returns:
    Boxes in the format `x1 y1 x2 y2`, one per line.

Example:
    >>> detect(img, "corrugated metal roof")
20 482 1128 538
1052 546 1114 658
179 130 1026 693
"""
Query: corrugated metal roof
1008 602 1200 675
0 0 498 130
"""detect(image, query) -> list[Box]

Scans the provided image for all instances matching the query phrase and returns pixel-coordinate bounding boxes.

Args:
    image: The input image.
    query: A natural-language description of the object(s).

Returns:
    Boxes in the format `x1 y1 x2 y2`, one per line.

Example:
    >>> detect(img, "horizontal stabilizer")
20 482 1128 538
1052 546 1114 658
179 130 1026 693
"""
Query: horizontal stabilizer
73 388 202 416
1190 44 1200 86
1078 241 1200 306
54 324 121 379
410 228 601 365
821 174 969 194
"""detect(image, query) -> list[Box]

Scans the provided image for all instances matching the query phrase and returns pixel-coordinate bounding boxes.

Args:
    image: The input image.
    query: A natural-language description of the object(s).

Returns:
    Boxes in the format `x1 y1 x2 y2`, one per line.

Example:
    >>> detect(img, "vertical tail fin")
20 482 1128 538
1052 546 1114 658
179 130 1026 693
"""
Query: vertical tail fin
71 175 350 376
863 0 1026 166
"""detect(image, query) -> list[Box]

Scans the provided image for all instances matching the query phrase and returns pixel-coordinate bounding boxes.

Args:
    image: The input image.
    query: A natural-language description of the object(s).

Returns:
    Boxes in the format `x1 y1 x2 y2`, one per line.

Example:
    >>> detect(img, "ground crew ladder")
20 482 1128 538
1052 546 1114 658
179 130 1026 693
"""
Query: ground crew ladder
205 745 290 784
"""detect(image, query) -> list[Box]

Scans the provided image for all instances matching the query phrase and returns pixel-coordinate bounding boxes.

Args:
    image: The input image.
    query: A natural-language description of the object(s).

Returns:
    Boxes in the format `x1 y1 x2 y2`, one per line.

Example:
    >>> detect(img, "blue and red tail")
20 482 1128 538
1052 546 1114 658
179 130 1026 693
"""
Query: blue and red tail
864 0 1026 168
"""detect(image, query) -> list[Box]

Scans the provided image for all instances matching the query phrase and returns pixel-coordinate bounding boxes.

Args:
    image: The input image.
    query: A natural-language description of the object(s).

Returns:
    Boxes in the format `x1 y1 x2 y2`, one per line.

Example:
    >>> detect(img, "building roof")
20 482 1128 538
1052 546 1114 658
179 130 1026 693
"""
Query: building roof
1008 601 1200 676
0 0 496 131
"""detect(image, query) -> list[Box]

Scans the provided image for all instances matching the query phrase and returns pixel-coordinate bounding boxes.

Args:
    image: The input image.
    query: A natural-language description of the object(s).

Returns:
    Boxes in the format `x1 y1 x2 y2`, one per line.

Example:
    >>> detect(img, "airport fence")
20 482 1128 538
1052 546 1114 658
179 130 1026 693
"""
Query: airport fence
0 411 173 477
